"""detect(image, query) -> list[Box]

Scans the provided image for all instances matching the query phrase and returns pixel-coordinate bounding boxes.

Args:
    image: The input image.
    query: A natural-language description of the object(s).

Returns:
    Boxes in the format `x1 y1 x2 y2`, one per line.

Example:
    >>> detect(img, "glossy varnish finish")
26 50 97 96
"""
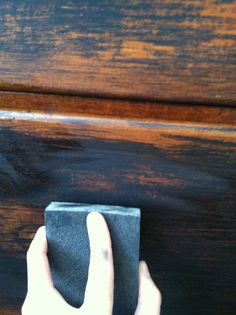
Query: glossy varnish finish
0 0 236 104
0 94 236 314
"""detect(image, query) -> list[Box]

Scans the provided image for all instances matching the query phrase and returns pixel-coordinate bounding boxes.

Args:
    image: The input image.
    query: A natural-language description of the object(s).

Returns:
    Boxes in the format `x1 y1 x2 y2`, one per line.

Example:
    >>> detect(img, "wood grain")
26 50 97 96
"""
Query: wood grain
0 104 236 314
0 1 236 105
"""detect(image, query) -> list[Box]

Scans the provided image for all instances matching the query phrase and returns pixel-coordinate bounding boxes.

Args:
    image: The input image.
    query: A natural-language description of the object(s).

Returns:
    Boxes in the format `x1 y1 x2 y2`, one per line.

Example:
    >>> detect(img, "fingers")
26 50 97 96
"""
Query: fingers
26 226 54 294
134 261 162 315
83 212 114 314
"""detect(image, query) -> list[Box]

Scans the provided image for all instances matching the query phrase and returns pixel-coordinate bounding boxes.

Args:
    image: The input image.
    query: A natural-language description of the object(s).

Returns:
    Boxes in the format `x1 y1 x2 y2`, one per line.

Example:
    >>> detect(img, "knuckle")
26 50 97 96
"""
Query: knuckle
26 244 38 262
26 247 33 261
21 304 25 315
21 300 28 315
146 280 162 303
153 286 162 304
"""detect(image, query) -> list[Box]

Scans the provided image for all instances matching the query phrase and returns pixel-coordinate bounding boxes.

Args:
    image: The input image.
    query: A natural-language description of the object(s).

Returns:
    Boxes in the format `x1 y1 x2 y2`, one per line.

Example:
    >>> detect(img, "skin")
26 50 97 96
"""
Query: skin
22 211 162 315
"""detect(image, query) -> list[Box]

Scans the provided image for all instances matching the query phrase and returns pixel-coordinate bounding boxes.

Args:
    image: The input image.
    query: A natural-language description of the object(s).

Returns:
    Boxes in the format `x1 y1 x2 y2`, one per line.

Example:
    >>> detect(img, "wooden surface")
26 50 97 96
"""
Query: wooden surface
0 94 236 315
0 0 236 105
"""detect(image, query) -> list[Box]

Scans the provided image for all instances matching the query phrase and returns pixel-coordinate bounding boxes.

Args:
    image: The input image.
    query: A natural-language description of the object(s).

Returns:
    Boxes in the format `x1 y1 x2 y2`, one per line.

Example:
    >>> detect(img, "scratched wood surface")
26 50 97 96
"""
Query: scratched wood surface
0 0 236 105
0 94 236 315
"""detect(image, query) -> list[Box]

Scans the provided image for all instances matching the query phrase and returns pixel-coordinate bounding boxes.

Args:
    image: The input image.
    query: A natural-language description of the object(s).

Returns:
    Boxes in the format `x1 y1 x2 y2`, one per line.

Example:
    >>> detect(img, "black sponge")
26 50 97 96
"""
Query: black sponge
45 202 141 315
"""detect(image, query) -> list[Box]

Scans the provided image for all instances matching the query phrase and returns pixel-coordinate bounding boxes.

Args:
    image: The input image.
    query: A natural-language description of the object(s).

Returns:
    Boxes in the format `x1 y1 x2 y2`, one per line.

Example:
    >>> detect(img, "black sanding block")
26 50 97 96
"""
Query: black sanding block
45 201 141 315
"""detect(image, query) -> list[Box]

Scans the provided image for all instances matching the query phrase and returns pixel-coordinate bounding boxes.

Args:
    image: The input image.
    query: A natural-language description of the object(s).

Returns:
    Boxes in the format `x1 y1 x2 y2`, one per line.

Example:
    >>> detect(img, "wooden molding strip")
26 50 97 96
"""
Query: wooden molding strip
0 92 235 126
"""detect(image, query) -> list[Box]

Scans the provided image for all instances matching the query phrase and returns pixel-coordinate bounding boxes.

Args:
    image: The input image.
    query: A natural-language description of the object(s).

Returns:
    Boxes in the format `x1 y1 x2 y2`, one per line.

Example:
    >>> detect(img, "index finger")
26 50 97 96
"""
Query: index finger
83 212 114 314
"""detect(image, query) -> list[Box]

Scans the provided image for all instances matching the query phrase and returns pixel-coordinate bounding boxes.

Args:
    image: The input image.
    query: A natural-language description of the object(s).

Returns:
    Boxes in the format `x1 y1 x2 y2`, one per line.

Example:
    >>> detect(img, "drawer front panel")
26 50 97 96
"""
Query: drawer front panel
0 0 236 104
1 104 236 315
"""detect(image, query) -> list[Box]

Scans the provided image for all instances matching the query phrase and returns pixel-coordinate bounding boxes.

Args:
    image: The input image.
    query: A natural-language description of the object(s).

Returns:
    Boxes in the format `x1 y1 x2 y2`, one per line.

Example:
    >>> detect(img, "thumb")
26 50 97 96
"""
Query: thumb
26 226 54 293
23 226 77 314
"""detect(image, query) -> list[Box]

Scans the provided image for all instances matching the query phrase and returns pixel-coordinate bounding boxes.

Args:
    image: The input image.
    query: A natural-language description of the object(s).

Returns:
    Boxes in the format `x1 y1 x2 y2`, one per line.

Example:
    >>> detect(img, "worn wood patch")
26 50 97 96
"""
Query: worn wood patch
0 1 236 104
0 107 236 315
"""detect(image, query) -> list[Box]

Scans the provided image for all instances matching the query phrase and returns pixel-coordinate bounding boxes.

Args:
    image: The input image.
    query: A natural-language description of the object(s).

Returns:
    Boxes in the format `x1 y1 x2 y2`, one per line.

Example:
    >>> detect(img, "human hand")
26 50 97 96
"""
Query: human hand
22 212 162 315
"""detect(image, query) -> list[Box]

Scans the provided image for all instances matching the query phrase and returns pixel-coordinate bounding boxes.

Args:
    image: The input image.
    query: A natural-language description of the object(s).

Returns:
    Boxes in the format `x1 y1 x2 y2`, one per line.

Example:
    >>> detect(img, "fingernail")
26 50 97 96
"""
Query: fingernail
141 261 151 278
87 211 103 225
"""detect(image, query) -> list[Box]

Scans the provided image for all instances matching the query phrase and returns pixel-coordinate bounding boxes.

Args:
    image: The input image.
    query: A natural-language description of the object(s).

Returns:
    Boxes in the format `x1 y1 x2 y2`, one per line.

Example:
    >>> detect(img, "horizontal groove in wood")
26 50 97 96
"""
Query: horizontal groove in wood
0 92 236 126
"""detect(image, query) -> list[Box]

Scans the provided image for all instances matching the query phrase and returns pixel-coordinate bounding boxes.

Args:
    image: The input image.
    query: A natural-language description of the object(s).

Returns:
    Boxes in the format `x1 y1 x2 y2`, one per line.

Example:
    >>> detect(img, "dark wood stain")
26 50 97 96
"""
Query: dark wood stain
0 1 236 104
0 103 236 314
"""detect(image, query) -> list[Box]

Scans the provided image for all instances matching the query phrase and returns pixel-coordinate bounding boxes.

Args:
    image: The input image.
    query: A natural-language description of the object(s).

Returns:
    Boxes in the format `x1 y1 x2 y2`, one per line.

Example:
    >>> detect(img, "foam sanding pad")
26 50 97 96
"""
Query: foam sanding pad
45 202 141 315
